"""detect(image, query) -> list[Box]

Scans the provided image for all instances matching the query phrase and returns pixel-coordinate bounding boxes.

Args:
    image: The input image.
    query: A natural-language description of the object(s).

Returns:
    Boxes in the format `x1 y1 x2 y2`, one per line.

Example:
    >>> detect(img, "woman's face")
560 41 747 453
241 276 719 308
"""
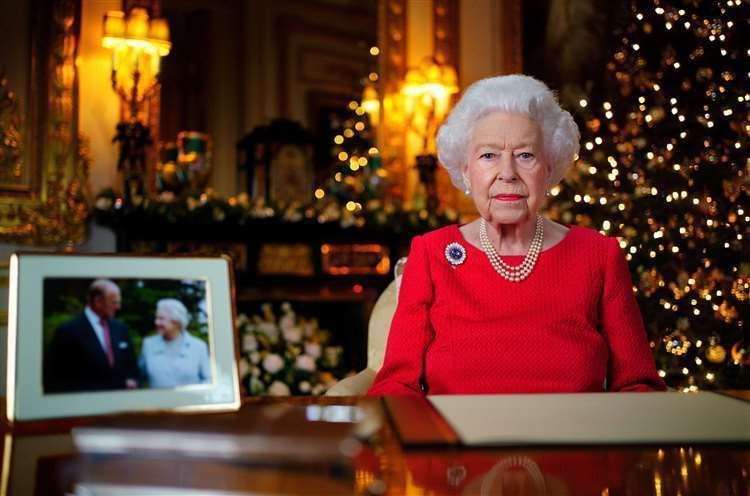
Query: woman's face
155 309 181 340
462 112 549 226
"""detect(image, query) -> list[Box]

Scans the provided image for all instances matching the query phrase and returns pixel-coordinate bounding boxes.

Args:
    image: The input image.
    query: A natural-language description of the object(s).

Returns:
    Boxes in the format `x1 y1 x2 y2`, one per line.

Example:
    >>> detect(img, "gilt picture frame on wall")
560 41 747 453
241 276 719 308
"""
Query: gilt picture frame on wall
6 253 241 421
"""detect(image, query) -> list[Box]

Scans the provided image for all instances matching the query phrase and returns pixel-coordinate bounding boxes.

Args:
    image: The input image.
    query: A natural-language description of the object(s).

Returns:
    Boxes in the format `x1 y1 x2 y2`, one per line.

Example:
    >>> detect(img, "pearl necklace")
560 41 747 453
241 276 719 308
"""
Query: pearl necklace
478 216 544 282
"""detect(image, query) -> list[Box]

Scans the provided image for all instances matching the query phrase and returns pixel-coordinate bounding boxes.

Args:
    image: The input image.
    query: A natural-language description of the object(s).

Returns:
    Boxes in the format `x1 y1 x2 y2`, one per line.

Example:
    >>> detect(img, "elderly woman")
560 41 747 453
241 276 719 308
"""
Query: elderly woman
140 298 212 388
368 75 665 395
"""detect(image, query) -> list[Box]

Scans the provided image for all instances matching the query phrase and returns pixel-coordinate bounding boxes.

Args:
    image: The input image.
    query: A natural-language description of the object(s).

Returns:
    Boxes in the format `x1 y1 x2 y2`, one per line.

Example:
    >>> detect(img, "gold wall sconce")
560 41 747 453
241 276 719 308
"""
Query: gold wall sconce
102 7 171 120
400 58 458 154
400 58 458 209
101 7 171 202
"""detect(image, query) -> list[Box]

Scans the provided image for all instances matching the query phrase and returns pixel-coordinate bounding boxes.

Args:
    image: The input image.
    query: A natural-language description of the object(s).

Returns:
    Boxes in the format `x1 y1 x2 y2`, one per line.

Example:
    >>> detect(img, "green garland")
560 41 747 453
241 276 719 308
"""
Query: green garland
92 189 460 232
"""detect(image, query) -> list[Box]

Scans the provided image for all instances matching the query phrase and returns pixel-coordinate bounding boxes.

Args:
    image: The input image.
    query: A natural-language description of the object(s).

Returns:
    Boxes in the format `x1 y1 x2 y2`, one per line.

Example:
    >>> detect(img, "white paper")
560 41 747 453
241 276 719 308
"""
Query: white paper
429 392 750 445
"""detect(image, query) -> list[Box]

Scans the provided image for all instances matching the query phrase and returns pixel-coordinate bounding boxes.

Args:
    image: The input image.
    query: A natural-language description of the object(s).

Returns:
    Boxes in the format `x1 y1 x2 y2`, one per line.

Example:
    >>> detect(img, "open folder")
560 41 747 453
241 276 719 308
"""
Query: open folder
385 392 750 447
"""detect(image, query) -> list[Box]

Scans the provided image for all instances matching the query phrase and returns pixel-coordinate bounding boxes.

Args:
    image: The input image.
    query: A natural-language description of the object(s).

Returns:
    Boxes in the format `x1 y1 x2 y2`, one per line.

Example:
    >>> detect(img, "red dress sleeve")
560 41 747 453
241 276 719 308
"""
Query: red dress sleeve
368 235 434 396
601 238 667 391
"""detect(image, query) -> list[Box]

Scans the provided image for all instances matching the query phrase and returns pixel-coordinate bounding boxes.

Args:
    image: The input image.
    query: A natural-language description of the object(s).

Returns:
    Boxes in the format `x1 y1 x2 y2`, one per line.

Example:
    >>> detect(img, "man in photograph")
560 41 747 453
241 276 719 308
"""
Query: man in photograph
44 279 139 393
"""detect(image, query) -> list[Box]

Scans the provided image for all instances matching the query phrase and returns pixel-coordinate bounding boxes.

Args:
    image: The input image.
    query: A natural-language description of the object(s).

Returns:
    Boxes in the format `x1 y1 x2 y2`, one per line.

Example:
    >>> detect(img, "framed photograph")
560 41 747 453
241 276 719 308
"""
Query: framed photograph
6 254 241 421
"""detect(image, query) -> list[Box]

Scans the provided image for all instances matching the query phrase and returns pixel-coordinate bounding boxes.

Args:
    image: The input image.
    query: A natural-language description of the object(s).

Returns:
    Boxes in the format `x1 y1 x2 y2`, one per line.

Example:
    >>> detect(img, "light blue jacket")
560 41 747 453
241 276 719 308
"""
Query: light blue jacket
139 332 211 388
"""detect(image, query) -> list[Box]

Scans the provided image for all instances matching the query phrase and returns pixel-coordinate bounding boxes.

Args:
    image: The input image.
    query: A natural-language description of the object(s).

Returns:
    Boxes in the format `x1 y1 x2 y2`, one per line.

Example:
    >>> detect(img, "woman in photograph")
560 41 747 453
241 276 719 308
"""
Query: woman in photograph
140 298 212 388
368 74 666 396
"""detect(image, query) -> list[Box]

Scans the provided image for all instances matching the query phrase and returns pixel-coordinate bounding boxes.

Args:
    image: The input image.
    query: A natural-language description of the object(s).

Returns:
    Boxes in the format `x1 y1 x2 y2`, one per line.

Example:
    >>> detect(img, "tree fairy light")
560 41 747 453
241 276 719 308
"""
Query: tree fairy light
549 0 748 389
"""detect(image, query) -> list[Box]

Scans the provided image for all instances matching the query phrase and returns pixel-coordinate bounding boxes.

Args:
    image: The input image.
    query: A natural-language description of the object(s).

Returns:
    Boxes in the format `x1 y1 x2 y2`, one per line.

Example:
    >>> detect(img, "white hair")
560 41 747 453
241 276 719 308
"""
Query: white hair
157 298 190 331
436 74 580 189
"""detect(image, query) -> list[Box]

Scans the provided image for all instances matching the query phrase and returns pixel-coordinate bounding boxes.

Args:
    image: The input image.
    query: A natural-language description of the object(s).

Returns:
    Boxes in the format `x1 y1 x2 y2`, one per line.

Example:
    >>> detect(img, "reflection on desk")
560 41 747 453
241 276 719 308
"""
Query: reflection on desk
3 398 372 496
0 396 748 495
72 403 368 463
400 447 750 495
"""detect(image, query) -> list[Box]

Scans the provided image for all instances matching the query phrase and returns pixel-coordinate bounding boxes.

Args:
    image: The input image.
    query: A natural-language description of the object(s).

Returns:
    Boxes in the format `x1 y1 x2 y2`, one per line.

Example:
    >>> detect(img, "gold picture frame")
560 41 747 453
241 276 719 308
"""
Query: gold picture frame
6 253 241 422
0 0 89 246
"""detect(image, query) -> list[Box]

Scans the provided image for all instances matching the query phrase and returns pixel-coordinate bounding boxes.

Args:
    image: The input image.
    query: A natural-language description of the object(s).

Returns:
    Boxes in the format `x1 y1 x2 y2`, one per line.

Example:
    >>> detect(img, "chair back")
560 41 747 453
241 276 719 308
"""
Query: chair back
366 257 406 371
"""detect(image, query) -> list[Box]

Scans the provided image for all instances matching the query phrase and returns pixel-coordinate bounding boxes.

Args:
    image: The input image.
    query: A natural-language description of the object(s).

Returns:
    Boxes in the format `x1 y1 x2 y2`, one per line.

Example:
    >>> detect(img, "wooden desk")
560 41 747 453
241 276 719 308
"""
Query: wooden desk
1 396 748 495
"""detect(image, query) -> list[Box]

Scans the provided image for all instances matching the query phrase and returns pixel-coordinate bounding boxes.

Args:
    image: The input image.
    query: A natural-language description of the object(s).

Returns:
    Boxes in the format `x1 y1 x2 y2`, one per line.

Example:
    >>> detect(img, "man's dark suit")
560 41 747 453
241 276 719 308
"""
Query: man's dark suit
43 313 139 393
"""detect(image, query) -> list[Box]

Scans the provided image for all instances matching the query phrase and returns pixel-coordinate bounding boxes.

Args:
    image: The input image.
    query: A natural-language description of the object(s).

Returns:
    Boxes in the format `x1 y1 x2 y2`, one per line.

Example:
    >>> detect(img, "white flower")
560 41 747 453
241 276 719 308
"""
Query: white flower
283 326 303 344
257 322 278 341
268 381 290 396
299 381 311 393
238 358 250 379
279 313 295 332
304 342 321 359
249 351 260 365
312 383 326 395
262 353 284 374
295 354 316 372
242 334 257 352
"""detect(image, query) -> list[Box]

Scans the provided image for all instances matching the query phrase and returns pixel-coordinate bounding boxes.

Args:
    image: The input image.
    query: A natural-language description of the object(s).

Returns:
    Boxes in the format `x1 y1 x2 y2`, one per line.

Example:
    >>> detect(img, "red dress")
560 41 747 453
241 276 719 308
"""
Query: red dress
368 224 667 395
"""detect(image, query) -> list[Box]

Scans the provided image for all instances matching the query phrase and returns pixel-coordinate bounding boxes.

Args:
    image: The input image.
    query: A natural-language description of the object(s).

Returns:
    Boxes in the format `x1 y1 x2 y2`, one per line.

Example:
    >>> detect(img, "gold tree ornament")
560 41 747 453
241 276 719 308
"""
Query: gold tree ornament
705 343 727 365
731 276 749 302
704 335 727 365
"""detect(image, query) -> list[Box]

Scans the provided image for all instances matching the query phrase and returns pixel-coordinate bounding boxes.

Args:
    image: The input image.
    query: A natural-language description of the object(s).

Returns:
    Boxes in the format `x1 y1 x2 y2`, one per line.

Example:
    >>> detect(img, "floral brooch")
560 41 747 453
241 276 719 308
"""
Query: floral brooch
444 242 467 267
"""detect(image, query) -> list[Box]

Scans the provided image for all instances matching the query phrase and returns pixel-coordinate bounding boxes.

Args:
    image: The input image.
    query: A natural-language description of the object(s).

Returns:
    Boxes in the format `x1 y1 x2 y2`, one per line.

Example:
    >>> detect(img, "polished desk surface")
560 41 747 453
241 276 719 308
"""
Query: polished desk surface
1 394 749 496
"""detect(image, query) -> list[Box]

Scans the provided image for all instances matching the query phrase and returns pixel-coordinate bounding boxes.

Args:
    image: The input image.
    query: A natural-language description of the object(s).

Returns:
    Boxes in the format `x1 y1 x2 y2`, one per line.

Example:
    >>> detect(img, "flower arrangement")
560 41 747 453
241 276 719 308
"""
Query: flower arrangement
237 302 349 396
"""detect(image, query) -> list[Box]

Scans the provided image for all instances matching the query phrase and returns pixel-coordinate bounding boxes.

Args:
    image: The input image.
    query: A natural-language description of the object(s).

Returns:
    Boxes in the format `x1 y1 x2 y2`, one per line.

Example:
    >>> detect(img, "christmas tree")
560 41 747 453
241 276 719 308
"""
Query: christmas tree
320 99 386 213
318 45 388 217
550 0 749 389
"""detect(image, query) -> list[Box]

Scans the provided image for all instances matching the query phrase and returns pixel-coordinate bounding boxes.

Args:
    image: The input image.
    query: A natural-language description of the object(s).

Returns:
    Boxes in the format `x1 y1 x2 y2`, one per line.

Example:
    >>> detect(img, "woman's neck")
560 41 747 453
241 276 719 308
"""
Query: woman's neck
486 216 538 256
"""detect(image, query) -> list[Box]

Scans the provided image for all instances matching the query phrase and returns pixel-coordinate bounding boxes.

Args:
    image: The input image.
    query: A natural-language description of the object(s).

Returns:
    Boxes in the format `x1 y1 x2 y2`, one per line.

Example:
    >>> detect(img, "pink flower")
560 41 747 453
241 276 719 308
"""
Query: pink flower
268 381 290 396
257 322 278 341
295 354 316 372
279 311 295 332
304 342 321 359
283 326 303 344
242 334 257 352
262 353 284 374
